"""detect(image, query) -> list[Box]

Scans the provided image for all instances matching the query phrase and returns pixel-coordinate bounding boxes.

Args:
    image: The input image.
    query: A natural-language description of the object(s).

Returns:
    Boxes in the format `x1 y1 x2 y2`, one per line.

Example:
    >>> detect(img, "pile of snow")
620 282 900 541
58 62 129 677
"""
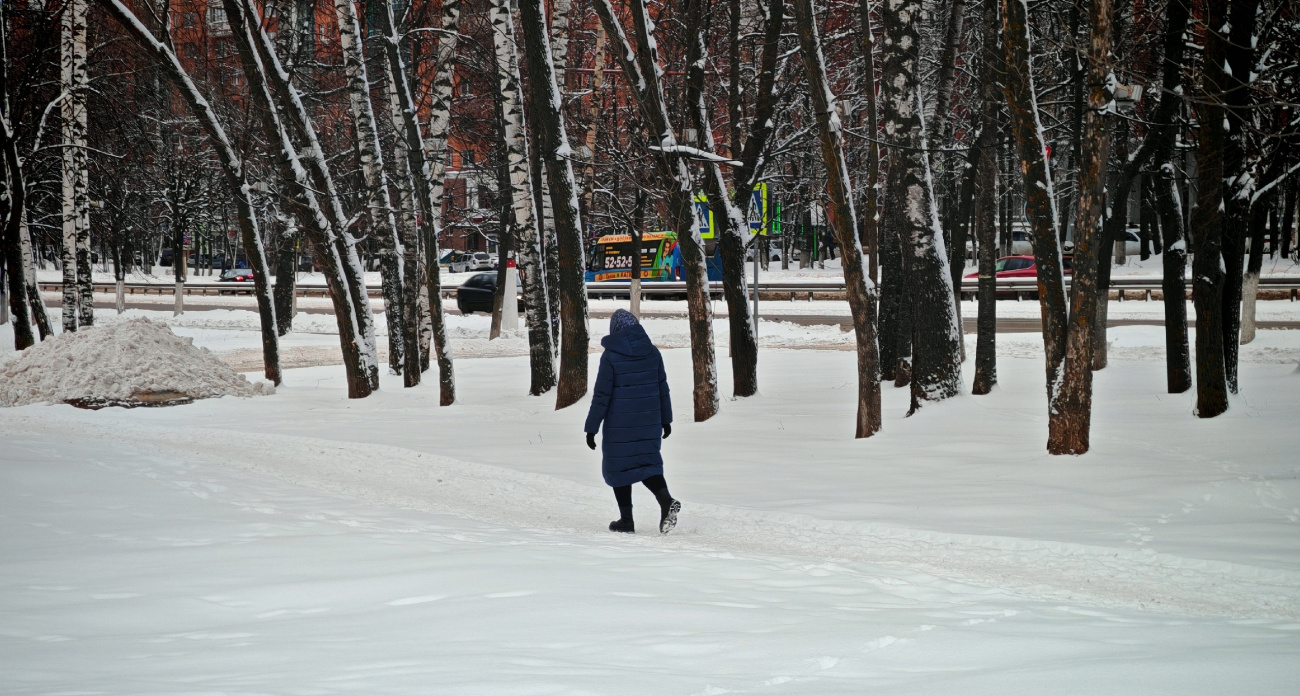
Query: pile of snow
0 318 273 407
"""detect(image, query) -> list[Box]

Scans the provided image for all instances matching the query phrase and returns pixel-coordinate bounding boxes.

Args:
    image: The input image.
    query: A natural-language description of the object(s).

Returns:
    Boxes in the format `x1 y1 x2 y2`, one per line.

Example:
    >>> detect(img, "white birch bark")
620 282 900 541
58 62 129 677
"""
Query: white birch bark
383 51 425 385
233 0 379 392
489 0 555 394
1240 271 1259 344
374 0 457 403
21 214 54 338
421 0 462 386
61 0 90 331
331 0 406 376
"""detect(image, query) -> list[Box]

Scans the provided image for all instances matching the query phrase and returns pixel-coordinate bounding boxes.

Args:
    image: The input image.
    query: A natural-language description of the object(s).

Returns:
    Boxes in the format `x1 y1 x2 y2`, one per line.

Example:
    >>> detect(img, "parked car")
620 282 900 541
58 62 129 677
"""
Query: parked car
964 254 1073 279
1120 229 1141 257
456 272 523 314
218 269 256 282
216 268 256 295
448 251 493 273
1009 230 1035 255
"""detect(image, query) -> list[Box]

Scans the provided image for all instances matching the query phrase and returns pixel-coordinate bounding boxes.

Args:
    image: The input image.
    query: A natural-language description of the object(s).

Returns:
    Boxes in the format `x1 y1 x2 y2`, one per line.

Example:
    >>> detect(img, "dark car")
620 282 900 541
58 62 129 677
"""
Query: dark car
456 272 523 315
217 268 256 295
218 269 256 282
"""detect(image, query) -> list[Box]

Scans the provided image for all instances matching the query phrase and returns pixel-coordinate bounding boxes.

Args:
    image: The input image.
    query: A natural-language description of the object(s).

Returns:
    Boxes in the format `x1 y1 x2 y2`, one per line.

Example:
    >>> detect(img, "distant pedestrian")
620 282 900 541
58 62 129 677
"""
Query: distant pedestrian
585 309 680 534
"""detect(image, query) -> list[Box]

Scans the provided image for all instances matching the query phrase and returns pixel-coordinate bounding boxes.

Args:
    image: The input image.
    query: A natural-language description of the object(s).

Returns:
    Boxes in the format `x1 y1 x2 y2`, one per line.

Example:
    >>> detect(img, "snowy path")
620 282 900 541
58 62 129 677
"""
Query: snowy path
4 418 1298 695
5 408 1297 620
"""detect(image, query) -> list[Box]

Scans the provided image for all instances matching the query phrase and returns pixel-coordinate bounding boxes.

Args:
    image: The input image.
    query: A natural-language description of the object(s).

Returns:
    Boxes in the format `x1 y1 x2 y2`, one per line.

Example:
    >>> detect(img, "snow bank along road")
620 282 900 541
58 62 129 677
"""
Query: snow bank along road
2 335 1299 692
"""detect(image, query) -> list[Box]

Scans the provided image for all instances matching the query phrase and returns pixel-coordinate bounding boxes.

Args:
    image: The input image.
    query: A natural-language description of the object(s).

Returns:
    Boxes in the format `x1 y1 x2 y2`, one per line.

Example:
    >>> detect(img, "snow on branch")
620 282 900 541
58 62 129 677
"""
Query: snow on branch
647 144 741 166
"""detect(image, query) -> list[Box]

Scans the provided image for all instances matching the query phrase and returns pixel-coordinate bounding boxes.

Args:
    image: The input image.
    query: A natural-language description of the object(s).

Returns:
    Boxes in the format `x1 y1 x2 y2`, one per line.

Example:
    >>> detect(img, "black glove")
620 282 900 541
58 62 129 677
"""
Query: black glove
586 432 597 450
663 423 672 439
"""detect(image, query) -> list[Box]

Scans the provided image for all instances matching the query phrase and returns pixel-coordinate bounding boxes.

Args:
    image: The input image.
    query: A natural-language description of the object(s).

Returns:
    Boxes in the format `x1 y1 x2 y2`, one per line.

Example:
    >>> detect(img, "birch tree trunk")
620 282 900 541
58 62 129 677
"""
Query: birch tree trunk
1001 0 1071 428
880 0 962 414
100 0 282 385
685 0 757 399
1049 0 1112 455
519 0 590 411
792 0 881 437
1190 0 1229 418
594 0 719 421
417 0 461 382
332 0 406 376
489 0 555 394
381 24 424 387
61 0 90 332
374 0 456 403
21 214 52 339
1240 203 1266 344
232 0 379 394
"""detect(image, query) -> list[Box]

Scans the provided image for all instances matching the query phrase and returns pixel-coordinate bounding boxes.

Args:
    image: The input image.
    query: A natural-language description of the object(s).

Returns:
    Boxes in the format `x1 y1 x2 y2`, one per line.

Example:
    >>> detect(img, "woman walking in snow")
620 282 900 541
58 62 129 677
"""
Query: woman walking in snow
585 309 681 534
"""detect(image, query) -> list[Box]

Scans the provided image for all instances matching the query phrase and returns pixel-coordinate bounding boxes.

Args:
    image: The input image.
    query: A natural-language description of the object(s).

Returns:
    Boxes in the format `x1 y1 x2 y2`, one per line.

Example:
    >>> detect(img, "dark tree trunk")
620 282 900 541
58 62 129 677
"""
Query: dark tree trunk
878 0 961 414
273 228 297 336
1049 0 1112 455
949 146 980 328
2 116 34 351
971 0 1001 396
1001 0 1070 424
1219 0 1260 394
722 0 787 397
1190 0 1230 418
878 153 911 386
792 0 881 438
1155 163 1191 393
1281 183 1295 260
520 0 590 411
1139 182 1153 260
685 0 757 399
856 0 880 269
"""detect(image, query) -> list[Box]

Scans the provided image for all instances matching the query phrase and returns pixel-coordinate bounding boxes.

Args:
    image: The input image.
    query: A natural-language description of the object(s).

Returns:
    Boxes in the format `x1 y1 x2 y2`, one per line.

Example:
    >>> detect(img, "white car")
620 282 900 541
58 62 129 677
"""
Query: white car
450 252 494 273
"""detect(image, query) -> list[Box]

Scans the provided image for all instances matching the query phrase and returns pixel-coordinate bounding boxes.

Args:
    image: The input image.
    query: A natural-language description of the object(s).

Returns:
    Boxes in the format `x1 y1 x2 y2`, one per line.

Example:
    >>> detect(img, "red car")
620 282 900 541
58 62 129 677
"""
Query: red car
964 255 1072 279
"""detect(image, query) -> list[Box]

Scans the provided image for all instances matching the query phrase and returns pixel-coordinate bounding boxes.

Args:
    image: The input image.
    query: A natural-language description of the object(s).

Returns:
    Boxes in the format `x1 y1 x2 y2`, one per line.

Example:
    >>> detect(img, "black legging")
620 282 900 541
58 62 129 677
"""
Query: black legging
613 475 672 512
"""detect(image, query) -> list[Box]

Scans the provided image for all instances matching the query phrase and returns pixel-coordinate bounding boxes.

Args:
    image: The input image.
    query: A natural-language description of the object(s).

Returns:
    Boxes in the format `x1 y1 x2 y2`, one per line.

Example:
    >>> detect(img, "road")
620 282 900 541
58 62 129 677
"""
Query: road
52 298 1300 332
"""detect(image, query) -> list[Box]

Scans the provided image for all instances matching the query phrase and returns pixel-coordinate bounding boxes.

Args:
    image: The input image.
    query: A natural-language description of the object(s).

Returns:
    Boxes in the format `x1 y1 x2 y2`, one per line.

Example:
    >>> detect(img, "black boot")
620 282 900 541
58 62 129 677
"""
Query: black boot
643 475 680 535
609 506 635 534
658 499 680 534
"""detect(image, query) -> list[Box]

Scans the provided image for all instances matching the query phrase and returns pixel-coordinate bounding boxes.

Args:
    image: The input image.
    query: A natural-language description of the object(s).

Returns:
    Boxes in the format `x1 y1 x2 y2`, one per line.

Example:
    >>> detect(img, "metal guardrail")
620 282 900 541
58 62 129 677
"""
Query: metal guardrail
37 275 1300 301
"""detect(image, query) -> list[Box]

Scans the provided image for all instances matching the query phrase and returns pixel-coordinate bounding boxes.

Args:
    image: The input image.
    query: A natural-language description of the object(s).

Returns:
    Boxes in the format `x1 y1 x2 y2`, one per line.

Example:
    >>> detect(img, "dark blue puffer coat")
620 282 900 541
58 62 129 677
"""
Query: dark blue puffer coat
583 323 673 487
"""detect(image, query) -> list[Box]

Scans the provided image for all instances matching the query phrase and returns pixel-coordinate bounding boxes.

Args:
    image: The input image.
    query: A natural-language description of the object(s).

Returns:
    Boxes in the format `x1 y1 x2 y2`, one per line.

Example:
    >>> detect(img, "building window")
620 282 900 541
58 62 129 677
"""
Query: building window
207 7 228 31
183 12 196 28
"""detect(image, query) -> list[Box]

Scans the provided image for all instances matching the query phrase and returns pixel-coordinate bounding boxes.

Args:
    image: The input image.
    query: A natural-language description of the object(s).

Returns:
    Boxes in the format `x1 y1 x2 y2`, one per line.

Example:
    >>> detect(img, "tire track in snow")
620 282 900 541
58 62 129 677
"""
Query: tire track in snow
6 411 1298 620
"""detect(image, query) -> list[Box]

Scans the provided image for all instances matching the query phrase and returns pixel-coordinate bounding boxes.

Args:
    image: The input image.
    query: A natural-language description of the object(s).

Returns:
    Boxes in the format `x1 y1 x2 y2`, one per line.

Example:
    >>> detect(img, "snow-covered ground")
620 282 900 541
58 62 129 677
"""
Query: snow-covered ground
2 316 1298 693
